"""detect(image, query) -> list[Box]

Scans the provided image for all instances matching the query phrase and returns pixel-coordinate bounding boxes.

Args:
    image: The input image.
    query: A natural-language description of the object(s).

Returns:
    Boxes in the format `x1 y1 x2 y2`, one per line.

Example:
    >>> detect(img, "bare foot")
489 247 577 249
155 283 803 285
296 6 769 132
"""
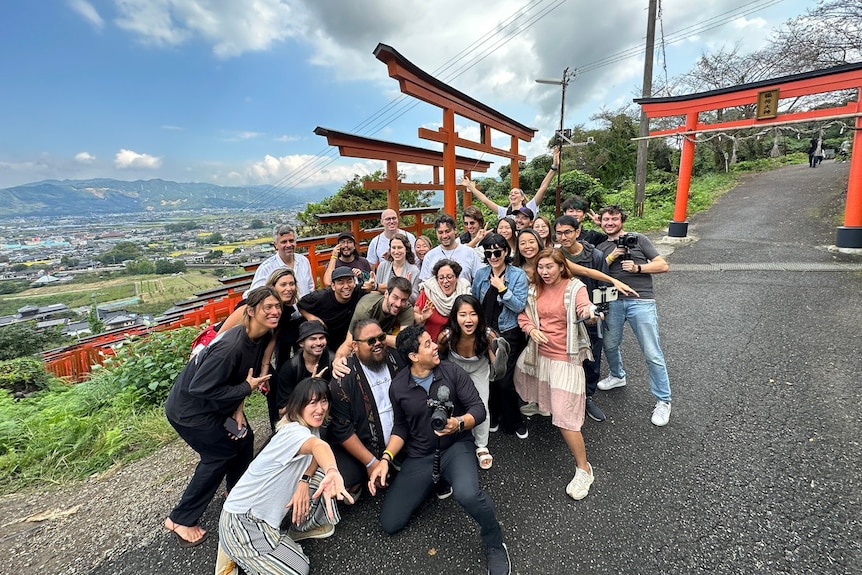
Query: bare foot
165 517 207 546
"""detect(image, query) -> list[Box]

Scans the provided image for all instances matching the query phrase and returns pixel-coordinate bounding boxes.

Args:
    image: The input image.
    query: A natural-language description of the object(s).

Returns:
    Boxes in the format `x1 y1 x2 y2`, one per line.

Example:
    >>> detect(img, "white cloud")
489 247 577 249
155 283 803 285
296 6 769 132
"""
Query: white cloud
246 153 385 187
114 149 162 169
113 0 308 58
75 152 96 164
275 134 301 142
68 0 104 29
161 125 184 131
239 131 264 140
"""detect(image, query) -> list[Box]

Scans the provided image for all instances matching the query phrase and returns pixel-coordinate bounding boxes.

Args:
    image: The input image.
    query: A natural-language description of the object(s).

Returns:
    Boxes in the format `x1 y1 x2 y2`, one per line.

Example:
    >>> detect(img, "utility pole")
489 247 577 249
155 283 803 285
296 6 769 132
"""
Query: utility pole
635 0 658 217
536 68 574 218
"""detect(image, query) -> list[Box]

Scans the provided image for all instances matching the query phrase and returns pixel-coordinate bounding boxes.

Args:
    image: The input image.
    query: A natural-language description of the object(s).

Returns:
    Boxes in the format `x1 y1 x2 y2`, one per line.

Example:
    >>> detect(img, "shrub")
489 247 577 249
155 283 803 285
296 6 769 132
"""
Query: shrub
0 357 50 395
98 327 198 406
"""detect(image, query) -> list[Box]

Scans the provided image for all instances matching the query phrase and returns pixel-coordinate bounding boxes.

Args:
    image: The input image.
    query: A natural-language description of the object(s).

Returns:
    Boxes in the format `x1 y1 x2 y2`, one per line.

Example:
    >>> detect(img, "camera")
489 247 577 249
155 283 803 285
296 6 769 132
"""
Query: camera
614 233 639 249
427 385 454 432
592 286 618 316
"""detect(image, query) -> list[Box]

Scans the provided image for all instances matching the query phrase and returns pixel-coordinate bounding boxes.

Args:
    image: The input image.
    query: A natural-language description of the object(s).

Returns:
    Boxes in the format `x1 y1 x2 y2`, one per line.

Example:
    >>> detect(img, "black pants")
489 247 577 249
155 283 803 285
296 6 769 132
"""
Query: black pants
168 418 254 526
380 441 504 549
489 327 526 433
583 323 603 397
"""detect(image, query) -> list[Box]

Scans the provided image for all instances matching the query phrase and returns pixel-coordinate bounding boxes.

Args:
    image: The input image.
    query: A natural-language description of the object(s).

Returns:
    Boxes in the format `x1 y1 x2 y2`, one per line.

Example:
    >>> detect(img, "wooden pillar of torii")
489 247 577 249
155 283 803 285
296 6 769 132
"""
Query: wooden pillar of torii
374 43 537 218
635 61 862 249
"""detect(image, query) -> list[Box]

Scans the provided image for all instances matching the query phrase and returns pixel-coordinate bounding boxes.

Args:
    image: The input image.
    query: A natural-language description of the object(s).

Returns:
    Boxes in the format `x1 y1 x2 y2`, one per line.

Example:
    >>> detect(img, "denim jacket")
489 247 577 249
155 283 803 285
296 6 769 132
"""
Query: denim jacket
472 264 529 332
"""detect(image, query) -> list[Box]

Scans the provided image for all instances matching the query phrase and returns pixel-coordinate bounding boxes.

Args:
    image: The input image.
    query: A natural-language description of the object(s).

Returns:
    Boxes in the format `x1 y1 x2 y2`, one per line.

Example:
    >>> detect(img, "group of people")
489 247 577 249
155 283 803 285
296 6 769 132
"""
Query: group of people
163 161 675 575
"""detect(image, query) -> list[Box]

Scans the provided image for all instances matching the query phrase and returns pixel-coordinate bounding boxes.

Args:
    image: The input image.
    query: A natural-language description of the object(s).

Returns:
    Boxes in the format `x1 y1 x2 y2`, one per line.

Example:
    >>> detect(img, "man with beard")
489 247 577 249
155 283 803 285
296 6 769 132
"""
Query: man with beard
324 231 374 290
596 205 672 427
275 321 334 413
246 224 315 298
328 319 402 499
366 209 417 266
418 214 481 283
368 325 511 575
298 267 364 352
553 215 608 423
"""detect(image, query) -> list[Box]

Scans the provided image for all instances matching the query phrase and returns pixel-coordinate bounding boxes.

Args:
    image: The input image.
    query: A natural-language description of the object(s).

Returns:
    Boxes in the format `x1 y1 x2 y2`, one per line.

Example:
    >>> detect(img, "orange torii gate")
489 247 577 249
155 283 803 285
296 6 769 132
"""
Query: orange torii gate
635 61 862 248
374 43 537 217
313 127 493 210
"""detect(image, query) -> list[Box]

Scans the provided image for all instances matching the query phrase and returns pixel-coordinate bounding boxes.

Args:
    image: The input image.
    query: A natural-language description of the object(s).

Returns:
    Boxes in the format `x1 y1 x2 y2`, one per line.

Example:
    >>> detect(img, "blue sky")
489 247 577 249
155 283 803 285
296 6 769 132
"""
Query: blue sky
0 0 818 201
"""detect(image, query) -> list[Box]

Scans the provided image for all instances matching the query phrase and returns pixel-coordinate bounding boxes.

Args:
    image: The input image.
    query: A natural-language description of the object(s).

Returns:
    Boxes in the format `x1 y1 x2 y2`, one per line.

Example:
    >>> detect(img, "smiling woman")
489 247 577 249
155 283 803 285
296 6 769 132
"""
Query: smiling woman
162 286 279 548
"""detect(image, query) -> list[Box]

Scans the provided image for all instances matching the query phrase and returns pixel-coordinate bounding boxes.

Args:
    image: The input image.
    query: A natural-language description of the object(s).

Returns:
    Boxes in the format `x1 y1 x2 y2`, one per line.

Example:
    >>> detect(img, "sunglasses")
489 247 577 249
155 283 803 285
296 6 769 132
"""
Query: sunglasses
483 249 504 259
357 333 387 346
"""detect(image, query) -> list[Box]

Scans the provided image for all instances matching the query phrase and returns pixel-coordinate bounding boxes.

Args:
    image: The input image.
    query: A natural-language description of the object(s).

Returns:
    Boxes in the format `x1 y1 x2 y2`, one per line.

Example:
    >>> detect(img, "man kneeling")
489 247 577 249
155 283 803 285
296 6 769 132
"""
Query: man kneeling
368 325 511 575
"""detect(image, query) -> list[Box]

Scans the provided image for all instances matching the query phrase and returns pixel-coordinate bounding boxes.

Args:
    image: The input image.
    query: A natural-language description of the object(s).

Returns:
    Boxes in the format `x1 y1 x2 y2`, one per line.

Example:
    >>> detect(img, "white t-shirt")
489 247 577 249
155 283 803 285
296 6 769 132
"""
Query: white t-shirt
496 198 538 219
244 252 315 299
359 362 394 445
418 243 481 283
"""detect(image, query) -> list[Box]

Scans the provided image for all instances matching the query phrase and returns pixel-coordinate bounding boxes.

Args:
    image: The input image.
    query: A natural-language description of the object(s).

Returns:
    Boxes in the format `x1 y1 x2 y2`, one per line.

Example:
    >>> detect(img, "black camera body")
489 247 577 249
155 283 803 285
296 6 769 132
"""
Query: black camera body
614 233 639 249
427 397 454 431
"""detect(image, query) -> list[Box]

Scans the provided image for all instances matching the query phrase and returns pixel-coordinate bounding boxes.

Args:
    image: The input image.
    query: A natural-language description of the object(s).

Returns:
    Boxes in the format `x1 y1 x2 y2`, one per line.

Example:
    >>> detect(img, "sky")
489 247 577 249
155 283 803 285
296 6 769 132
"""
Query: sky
0 0 819 203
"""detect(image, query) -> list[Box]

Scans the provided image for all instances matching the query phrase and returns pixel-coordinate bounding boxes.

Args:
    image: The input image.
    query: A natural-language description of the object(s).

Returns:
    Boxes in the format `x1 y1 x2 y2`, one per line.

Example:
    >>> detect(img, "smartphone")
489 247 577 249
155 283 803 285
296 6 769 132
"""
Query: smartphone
361 271 372 283
223 417 248 439
592 286 619 305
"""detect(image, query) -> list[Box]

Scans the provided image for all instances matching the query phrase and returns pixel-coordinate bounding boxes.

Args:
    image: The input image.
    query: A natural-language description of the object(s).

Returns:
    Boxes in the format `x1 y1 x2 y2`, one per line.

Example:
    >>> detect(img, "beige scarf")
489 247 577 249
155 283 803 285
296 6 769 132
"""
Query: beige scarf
420 277 471 317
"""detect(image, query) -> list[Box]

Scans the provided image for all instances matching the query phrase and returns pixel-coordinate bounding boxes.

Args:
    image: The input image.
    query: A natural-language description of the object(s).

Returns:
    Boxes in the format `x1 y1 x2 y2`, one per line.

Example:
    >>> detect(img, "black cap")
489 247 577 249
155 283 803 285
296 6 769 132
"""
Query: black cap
331 266 355 281
337 231 355 242
517 207 534 220
297 320 327 342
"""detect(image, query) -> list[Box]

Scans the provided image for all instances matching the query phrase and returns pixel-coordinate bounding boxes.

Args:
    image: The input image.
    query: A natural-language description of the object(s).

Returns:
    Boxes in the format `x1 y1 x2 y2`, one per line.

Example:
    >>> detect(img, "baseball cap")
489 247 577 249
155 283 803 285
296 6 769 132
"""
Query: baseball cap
331 267 355 281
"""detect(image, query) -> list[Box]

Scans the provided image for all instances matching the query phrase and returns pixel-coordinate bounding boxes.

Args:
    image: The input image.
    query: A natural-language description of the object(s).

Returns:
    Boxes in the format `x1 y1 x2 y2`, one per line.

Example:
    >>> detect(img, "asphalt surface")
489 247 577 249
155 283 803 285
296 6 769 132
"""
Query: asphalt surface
91 161 861 575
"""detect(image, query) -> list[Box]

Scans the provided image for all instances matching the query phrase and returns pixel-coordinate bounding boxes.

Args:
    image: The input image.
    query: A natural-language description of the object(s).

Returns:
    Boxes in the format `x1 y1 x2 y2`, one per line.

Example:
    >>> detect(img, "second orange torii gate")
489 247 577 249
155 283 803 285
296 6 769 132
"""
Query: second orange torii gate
374 43 537 217
635 61 862 249
313 127 493 211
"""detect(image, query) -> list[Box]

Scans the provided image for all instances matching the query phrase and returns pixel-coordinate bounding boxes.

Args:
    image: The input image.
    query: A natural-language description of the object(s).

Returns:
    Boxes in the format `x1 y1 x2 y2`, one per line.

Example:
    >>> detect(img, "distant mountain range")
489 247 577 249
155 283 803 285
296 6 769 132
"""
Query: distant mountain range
0 178 334 217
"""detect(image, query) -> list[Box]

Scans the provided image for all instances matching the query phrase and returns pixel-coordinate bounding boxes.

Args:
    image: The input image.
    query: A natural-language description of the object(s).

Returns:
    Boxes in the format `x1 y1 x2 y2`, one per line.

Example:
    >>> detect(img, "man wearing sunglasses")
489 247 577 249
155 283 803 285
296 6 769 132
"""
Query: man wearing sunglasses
328 318 403 500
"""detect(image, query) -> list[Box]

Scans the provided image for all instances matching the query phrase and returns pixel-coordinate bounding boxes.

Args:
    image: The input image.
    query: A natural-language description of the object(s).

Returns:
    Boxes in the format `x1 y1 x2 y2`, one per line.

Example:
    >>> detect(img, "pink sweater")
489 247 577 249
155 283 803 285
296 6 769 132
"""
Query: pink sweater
518 279 590 361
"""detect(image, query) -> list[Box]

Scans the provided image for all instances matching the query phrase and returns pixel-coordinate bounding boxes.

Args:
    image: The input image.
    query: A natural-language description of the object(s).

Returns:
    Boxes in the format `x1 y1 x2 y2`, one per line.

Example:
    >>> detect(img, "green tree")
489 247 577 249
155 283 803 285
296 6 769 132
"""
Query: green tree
155 259 187 274
248 219 266 229
298 171 434 236
60 255 80 268
97 241 142 265
125 258 155 275
0 322 53 360
88 307 104 335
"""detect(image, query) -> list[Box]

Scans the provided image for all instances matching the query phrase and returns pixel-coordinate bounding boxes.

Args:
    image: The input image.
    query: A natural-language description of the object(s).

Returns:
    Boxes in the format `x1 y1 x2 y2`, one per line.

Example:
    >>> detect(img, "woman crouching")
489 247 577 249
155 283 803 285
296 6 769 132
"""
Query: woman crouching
219 377 353 575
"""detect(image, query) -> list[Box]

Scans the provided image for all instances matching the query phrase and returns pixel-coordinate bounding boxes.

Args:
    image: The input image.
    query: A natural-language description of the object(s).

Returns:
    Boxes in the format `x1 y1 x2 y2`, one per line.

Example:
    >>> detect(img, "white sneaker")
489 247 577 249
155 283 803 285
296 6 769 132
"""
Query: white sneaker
566 464 594 500
519 402 550 417
651 401 671 426
288 524 334 541
597 375 627 391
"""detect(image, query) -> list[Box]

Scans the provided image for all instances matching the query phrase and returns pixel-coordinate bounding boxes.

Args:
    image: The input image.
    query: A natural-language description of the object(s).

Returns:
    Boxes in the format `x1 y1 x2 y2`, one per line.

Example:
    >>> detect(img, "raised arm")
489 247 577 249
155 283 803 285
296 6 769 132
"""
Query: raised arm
462 176 503 213
564 259 639 297
529 148 560 208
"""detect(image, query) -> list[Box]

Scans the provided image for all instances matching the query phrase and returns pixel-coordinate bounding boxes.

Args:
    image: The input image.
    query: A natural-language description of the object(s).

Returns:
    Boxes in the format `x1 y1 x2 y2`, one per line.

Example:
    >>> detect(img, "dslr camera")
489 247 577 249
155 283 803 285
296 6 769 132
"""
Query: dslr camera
427 396 454 432
614 232 639 249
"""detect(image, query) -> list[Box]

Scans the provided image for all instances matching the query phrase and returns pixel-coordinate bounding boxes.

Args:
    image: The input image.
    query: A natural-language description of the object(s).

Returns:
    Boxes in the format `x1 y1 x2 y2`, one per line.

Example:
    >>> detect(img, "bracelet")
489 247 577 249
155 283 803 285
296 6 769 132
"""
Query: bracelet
498 286 507 293
324 465 339 475
383 450 395 462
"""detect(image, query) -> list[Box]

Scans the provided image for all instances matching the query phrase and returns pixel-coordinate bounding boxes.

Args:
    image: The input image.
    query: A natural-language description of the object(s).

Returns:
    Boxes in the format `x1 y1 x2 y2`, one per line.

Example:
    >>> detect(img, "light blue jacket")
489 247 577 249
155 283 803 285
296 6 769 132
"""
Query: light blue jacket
472 264 529 333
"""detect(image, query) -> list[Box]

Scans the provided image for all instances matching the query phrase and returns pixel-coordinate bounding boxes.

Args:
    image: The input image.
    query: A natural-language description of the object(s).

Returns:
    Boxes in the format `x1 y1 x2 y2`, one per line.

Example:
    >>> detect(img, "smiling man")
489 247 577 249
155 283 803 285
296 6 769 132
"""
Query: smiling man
297 267 365 352
367 325 512 575
246 224 315 298
276 321 334 414
418 214 481 283
366 209 417 267
327 319 403 499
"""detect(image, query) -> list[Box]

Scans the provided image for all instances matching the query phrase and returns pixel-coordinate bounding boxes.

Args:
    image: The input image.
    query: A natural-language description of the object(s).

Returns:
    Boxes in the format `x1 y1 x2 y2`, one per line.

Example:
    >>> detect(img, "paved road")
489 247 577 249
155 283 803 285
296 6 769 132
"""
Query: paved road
92 161 861 575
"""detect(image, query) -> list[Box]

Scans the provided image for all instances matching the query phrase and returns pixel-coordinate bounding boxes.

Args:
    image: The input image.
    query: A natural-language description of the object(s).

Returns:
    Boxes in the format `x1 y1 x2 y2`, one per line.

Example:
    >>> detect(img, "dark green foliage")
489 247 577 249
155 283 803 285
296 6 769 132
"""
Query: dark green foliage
0 357 49 395
124 258 156 275
0 322 55 360
248 219 266 229
165 221 200 233
100 327 198 406
97 241 142 265
558 171 608 212
154 259 186 274
0 280 29 295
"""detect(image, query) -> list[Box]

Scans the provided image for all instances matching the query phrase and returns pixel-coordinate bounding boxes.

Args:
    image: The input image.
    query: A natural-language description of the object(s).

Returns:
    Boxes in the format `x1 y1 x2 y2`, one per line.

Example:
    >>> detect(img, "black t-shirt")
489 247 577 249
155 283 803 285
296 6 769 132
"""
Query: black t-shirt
297 287 364 350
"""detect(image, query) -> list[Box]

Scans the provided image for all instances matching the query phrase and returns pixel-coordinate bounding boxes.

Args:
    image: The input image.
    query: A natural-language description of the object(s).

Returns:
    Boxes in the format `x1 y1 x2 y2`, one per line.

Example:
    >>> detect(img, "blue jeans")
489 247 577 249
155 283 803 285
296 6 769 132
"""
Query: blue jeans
602 299 672 403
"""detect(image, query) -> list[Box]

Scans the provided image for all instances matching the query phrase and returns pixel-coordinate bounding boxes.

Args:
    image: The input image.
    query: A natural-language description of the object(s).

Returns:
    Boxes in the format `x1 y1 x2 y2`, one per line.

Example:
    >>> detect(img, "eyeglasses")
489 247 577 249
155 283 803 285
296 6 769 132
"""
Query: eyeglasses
437 275 456 282
556 229 577 237
483 249 504 259
357 334 387 345
382 216 398 222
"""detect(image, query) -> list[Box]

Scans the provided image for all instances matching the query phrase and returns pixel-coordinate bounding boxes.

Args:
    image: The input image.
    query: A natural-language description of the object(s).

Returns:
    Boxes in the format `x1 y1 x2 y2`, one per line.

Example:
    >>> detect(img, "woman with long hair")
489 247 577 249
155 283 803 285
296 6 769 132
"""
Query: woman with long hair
495 216 518 256
517 229 639 297
472 233 530 439
437 294 499 469
463 148 561 217
217 269 303 431
414 259 471 341
532 215 554 248
413 235 433 274
375 233 421 303
164 286 279 547
515 248 596 501
219 377 353 575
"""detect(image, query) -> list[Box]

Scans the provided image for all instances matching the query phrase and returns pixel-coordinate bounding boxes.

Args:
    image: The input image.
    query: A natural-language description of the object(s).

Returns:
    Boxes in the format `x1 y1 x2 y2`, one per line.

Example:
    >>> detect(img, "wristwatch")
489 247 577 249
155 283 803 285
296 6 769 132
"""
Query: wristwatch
300 474 312 484
456 416 465 432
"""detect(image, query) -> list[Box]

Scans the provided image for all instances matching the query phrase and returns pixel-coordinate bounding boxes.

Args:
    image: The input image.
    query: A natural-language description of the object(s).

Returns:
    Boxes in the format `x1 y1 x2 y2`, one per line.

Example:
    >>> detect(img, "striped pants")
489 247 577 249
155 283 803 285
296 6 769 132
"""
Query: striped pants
218 472 340 575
